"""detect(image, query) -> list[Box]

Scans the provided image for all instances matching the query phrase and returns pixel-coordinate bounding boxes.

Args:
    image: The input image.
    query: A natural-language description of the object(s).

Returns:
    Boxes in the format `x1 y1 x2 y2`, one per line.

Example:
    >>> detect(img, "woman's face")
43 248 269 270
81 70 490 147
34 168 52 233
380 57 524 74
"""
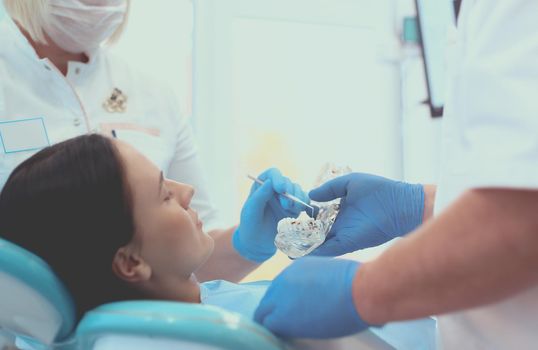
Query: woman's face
114 140 214 281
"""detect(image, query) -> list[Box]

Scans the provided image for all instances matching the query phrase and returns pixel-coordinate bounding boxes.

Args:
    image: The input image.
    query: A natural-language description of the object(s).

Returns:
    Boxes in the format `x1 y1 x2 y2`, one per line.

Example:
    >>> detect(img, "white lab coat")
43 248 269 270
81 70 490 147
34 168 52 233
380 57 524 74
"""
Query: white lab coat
435 0 538 348
0 16 221 231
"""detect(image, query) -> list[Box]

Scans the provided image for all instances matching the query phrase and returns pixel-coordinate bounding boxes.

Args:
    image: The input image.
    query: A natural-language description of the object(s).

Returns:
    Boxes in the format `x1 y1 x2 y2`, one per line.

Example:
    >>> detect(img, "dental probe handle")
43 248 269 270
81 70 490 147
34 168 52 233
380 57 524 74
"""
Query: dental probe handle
246 174 315 212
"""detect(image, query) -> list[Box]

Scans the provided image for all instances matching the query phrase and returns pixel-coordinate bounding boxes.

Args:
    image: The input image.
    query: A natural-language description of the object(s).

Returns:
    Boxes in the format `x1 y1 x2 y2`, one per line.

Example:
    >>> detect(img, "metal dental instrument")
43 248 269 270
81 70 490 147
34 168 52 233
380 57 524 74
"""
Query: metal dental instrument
247 174 315 216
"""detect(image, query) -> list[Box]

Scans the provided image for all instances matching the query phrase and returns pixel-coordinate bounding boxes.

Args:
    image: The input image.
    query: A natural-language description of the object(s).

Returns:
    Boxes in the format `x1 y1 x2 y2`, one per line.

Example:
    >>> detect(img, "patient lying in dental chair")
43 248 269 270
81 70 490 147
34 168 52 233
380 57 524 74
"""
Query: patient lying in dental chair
0 134 271 321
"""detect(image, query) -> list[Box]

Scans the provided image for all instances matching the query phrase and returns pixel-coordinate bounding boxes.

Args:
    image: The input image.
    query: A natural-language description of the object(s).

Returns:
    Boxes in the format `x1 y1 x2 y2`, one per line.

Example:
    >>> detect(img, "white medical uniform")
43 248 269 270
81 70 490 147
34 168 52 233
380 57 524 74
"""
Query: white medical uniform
435 0 538 348
0 16 220 231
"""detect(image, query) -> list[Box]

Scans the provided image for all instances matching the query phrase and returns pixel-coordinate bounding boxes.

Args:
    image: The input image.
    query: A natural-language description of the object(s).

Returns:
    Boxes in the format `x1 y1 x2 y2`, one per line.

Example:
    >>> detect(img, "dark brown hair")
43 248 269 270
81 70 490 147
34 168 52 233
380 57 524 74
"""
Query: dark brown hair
0 134 146 319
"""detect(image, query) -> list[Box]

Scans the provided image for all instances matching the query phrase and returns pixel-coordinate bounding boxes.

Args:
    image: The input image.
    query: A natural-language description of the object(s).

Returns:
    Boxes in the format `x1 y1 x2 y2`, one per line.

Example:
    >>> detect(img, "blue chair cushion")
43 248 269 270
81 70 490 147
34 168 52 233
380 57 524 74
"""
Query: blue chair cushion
76 300 287 350
0 238 76 340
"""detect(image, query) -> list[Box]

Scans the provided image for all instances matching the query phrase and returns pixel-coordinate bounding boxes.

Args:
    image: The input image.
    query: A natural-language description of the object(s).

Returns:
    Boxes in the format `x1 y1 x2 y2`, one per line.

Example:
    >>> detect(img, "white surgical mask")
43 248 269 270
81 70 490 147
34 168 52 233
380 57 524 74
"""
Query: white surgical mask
43 0 127 53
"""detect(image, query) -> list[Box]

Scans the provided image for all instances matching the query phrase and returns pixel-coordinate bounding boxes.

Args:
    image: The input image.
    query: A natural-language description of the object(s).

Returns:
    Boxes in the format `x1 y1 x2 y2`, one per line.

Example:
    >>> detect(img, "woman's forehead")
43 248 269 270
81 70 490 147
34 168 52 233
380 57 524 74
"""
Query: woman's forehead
113 140 158 182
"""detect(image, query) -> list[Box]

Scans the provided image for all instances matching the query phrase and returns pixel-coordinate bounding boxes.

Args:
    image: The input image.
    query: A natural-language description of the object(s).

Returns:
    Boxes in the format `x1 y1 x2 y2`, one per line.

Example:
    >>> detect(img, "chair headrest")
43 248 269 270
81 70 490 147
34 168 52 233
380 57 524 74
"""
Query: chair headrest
77 301 287 350
0 238 76 343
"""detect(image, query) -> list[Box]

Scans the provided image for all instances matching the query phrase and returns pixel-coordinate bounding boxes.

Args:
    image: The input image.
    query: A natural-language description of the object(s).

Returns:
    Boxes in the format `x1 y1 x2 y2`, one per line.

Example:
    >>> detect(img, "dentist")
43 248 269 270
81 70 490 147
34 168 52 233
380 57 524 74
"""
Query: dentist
0 0 308 283
255 1 538 348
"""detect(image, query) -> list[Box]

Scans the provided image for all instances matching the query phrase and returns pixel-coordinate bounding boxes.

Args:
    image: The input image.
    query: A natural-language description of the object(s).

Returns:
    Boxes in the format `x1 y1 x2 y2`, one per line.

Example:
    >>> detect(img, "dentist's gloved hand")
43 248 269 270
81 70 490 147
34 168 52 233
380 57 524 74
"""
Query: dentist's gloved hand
254 256 370 338
310 173 424 256
233 168 310 262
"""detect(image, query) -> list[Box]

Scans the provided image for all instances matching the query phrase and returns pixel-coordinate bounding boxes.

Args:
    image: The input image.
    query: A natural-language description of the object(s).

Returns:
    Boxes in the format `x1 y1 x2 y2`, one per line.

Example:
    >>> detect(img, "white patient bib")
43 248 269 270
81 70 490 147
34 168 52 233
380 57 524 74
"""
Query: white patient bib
200 280 270 320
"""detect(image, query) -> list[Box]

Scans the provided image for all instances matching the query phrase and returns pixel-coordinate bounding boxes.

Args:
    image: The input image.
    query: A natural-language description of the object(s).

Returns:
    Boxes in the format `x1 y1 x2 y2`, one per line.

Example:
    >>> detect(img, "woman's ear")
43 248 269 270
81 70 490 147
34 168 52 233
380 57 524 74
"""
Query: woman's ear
112 246 152 283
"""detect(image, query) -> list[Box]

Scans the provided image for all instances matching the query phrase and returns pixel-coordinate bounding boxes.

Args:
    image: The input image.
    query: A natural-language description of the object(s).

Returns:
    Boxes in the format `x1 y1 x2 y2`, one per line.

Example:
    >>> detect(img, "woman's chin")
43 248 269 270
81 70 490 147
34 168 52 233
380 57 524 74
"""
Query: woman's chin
204 235 216 259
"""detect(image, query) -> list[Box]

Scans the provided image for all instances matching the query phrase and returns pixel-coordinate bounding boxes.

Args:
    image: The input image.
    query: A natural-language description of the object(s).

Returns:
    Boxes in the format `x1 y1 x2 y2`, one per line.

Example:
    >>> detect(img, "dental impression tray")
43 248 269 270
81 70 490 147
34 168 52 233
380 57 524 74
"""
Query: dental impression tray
274 164 351 259
275 215 325 259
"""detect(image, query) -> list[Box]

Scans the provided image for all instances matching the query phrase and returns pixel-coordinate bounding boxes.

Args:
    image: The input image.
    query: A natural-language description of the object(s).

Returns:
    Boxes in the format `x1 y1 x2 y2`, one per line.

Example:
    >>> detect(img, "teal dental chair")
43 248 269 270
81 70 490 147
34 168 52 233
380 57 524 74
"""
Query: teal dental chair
0 237 437 350
0 238 288 350
0 239 75 348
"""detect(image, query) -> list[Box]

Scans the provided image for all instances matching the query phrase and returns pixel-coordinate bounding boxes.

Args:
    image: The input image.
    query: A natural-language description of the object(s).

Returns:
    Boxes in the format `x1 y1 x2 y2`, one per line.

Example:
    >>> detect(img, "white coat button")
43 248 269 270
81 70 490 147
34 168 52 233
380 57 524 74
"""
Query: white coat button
73 118 81 127
44 64 51 71
75 67 81 74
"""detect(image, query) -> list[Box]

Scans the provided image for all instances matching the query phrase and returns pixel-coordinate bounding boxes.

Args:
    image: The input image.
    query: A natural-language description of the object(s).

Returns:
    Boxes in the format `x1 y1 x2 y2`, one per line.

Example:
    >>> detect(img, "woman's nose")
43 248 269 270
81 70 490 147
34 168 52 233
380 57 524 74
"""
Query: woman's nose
174 182 195 208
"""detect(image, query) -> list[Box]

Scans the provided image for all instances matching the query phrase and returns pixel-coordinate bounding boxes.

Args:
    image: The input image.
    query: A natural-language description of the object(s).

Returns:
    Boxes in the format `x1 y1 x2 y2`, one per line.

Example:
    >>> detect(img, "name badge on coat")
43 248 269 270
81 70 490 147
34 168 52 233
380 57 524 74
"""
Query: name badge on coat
0 117 50 153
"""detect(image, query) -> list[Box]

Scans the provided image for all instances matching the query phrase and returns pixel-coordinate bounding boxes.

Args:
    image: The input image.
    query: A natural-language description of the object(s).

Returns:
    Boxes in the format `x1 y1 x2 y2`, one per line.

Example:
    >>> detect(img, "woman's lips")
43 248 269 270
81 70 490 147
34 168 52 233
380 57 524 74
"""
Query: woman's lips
193 211 203 228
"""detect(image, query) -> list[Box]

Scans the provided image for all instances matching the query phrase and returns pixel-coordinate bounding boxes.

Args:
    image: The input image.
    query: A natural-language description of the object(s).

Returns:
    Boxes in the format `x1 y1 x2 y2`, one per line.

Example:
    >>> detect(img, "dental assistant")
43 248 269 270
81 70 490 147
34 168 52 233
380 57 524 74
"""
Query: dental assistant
0 0 306 282
255 1 538 348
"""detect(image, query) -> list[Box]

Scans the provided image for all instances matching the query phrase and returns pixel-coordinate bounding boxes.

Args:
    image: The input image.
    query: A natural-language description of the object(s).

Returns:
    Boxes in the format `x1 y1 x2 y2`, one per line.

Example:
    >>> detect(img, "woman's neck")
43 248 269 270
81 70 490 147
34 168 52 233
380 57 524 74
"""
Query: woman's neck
144 274 202 304
16 23 88 76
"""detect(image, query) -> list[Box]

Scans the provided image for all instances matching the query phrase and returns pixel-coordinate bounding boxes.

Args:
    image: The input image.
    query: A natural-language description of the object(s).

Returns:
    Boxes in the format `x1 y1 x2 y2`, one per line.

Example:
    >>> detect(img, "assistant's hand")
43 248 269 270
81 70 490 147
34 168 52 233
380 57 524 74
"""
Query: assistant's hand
310 173 424 256
233 168 310 262
254 256 369 338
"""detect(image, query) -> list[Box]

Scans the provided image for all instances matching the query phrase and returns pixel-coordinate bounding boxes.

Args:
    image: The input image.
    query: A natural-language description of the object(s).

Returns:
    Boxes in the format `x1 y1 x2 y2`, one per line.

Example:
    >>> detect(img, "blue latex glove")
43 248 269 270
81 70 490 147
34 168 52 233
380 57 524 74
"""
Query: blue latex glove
310 173 424 256
254 256 369 338
233 168 310 262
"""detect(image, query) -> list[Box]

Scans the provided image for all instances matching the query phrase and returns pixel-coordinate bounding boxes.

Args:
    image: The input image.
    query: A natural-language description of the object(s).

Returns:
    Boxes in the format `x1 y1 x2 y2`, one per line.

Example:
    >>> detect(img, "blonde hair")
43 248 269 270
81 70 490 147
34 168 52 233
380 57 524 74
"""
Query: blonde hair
3 0 130 46
3 0 49 44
